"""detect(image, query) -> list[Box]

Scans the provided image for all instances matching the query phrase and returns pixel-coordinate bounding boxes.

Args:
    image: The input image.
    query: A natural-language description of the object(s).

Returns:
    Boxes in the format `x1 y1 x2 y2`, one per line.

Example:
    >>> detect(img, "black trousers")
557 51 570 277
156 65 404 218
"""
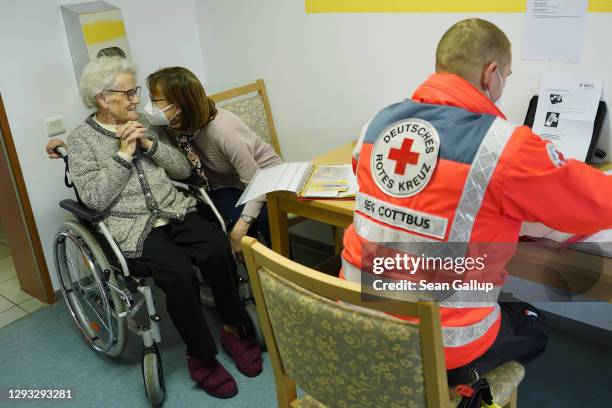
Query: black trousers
208 187 271 246
128 213 248 361
447 301 548 386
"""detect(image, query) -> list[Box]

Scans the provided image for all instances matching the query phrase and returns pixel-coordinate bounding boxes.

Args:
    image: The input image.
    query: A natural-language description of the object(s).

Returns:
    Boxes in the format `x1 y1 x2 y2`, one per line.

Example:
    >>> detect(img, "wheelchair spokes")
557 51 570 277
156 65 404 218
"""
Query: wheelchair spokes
55 229 118 354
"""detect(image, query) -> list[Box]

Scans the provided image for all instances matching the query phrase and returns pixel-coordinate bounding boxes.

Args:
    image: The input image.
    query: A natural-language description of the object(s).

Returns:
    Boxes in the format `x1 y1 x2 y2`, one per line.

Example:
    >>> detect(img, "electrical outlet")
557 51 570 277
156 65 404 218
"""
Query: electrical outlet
44 116 66 137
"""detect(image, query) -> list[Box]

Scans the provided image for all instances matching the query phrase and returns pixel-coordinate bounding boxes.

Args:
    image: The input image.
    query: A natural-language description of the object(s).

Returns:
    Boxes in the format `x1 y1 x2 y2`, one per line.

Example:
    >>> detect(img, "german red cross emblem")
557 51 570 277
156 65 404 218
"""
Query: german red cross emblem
371 119 440 197
388 138 420 175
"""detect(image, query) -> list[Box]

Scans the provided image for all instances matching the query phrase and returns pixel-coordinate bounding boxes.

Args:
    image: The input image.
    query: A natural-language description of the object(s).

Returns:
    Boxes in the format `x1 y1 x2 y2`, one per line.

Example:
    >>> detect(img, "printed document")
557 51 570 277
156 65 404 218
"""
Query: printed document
532 74 603 161
522 0 588 63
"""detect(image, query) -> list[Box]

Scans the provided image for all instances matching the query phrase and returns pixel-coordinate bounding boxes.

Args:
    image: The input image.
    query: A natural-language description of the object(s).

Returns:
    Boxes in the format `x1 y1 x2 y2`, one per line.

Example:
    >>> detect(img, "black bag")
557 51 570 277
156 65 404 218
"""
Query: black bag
499 301 548 363
455 378 501 408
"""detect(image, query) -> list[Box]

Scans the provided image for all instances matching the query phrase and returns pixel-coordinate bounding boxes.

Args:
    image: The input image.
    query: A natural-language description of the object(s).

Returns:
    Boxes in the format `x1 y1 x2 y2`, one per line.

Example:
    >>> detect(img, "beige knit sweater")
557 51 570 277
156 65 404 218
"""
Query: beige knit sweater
68 114 196 258
191 108 282 218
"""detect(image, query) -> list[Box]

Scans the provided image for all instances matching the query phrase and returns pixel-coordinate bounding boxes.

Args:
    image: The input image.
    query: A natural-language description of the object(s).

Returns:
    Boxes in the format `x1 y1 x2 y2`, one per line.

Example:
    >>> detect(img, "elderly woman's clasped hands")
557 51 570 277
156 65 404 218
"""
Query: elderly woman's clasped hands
116 121 151 156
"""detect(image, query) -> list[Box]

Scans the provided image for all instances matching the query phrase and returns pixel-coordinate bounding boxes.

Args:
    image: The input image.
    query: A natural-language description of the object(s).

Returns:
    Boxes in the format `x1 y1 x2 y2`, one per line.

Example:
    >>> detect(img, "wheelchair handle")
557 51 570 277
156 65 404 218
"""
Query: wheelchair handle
54 146 67 158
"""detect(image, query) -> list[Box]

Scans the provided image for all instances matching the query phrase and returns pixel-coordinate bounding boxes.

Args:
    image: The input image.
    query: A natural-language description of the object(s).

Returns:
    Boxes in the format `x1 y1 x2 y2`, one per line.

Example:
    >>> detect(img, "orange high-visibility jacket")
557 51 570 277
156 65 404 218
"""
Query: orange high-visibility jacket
341 73 612 369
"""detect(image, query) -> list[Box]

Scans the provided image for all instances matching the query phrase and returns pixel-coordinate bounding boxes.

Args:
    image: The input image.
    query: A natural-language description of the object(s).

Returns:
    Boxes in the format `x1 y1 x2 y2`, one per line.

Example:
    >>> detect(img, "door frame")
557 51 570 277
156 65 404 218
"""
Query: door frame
0 93 54 303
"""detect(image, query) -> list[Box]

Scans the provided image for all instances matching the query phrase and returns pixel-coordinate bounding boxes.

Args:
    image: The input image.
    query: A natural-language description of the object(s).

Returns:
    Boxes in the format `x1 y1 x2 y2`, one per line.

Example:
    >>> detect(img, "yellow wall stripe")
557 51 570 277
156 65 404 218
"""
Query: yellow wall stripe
82 21 127 45
306 0 612 13
589 0 612 12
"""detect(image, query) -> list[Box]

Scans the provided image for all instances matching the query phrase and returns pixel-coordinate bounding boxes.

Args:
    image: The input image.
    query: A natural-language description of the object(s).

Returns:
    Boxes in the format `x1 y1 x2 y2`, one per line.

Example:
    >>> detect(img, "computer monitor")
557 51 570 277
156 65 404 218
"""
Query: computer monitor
523 95 608 163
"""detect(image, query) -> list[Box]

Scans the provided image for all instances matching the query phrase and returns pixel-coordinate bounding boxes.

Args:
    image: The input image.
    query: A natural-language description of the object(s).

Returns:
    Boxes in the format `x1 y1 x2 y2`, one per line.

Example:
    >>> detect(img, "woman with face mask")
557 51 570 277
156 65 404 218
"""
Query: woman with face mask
63 57 262 399
46 68 281 260
143 67 282 262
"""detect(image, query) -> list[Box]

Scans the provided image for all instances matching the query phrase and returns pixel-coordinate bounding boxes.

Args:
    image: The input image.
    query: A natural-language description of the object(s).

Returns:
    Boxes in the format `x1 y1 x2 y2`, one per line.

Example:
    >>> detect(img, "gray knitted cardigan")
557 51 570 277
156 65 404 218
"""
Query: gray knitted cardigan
67 114 196 258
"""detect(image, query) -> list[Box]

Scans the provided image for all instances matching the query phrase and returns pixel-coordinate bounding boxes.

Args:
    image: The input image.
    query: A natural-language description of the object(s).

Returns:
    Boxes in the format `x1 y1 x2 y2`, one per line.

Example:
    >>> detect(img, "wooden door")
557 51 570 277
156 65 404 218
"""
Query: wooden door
0 93 54 303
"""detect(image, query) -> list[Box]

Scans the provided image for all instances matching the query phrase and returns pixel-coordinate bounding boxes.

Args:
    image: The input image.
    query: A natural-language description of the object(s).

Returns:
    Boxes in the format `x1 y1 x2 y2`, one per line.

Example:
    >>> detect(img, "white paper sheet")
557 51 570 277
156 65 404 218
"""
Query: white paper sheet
519 222 573 242
522 0 588 63
235 162 311 207
520 169 612 256
532 74 603 161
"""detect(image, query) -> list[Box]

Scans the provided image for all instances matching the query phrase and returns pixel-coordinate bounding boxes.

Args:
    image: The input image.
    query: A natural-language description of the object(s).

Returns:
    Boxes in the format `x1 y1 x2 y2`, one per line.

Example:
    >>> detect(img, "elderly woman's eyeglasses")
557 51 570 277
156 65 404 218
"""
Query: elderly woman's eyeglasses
105 86 141 101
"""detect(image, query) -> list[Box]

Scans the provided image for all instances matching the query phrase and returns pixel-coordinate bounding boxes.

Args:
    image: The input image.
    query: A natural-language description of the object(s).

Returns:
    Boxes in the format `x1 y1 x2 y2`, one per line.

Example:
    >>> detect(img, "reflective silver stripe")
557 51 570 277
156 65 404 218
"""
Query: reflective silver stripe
354 213 460 259
356 192 448 239
342 256 362 283
342 257 500 347
449 118 515 242
440 286 501 308
443 304 500 348
354 119 371 165
354 212 437 244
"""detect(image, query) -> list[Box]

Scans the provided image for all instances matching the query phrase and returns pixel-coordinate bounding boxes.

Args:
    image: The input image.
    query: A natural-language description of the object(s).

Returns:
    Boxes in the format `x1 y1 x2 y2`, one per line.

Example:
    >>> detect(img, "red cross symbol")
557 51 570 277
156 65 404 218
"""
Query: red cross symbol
388 137 420 175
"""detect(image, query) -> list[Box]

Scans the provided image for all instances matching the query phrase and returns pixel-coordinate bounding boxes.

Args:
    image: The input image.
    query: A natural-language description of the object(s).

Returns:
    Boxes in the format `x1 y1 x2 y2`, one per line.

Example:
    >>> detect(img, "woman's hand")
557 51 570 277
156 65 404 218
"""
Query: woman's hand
117 121 147 156
138 136 153 151
46 137 67 158
230 217 251 262
119 137 138 156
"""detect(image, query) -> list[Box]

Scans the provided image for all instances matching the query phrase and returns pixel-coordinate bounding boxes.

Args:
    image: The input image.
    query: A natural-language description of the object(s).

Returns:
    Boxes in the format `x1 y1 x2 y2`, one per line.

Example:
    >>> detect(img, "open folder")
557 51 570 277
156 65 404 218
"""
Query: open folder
236 162 357 207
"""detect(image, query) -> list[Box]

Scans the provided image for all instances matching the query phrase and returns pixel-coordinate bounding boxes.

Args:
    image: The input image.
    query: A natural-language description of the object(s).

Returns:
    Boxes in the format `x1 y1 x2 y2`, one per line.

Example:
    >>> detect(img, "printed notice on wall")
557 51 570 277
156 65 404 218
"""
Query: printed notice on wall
522 0 588 63
532 74 603 161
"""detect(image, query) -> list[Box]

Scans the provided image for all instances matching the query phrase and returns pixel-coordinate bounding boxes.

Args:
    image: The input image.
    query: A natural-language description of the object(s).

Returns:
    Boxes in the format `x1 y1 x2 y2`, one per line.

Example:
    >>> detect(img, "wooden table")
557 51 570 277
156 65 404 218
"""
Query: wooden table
267 143 612 302
267 143 355 257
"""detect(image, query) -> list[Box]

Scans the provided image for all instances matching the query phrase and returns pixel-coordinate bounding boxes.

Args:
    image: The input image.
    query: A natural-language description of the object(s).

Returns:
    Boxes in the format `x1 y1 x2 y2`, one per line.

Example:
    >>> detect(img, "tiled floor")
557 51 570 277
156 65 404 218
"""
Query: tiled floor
0 238 48 329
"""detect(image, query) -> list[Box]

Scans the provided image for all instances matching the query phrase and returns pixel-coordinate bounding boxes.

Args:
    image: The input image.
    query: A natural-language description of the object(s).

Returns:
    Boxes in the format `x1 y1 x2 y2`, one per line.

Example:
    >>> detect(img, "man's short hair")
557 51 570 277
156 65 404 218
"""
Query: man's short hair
436 19 511 76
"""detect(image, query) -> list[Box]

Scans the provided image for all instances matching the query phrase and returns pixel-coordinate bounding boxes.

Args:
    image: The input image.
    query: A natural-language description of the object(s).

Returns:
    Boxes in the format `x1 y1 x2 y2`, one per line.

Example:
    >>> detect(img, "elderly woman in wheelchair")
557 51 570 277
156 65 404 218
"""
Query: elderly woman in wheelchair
54 56 261 402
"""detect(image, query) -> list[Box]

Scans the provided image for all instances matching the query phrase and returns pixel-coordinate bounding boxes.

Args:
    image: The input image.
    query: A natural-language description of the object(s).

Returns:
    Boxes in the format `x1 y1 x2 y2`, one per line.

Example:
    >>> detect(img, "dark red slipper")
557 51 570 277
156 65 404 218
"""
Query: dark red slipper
187 355 238 399
220 329 263 377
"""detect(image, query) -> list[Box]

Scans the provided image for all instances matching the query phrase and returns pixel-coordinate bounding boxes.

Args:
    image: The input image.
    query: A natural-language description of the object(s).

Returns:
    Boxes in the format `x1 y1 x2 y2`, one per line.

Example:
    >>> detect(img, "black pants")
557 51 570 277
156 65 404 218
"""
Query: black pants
208 187 271 246
447 301 548 386
128 213 248 361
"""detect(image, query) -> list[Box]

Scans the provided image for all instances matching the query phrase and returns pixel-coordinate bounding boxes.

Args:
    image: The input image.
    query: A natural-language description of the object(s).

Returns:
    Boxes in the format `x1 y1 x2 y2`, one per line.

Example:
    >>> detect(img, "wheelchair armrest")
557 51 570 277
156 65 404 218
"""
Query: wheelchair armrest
60 199 105 224
171 181 229 234
173 175 206 188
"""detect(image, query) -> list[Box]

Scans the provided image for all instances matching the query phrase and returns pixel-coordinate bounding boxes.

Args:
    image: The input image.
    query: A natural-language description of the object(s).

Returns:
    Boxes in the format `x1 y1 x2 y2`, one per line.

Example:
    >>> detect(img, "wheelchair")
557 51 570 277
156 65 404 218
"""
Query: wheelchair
52 148 264 406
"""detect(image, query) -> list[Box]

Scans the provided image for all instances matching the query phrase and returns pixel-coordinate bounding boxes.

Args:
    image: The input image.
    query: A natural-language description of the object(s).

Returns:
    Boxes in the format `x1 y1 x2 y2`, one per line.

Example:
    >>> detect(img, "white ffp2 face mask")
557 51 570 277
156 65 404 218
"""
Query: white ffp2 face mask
143 100 174 126
485 68 505 108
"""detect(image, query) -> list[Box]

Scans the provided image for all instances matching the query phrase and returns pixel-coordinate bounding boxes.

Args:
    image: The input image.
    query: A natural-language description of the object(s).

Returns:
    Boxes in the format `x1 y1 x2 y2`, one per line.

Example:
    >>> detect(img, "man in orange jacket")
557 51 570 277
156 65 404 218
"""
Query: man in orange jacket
342 18 612 385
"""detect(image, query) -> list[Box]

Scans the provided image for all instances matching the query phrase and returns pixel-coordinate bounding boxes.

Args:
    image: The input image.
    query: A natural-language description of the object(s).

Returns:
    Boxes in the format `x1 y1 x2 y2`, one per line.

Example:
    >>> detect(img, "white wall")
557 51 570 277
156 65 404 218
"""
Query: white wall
195 0 612 161
2 0 610 329
195 0 612 330
0 0 205 290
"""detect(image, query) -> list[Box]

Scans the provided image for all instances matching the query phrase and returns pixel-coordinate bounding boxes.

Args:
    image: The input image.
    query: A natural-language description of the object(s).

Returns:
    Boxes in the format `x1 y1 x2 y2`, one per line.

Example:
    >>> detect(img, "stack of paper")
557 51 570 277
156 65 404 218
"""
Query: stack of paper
301 165 357 198
236 162 357 206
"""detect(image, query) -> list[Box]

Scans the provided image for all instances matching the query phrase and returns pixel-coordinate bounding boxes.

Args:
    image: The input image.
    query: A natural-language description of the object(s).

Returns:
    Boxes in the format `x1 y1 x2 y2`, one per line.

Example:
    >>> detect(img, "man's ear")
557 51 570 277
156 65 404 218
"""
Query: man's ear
481 61 499 90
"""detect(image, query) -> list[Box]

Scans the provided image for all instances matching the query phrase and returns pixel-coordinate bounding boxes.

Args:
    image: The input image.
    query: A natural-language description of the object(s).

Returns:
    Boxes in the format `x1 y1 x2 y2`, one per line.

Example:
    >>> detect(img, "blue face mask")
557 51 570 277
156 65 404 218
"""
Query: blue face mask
485 68 505 108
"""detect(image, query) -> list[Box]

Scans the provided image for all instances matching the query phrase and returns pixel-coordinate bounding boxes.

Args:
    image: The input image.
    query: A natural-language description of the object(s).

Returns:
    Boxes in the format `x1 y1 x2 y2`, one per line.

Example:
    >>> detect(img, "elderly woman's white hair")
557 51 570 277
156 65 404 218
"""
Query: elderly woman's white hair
79 56 137 108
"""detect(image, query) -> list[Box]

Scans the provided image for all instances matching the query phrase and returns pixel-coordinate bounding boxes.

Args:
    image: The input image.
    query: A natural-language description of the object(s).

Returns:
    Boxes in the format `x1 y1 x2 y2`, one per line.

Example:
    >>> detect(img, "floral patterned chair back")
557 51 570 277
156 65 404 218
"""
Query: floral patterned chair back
258 266 428 407
210 79 282 157
242 237 525 408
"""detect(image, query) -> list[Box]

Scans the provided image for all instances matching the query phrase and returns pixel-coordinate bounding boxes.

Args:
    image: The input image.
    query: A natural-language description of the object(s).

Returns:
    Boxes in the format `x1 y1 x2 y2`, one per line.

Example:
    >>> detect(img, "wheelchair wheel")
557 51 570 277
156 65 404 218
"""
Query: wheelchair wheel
245 302 266 350
142 346 165 406
54 220 127 357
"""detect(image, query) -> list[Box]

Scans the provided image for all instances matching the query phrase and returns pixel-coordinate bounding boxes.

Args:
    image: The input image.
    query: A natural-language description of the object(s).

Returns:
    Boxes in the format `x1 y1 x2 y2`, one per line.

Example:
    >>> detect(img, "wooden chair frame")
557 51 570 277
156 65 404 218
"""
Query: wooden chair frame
242 236 450 407
210 79 283 157
242 236 519 408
